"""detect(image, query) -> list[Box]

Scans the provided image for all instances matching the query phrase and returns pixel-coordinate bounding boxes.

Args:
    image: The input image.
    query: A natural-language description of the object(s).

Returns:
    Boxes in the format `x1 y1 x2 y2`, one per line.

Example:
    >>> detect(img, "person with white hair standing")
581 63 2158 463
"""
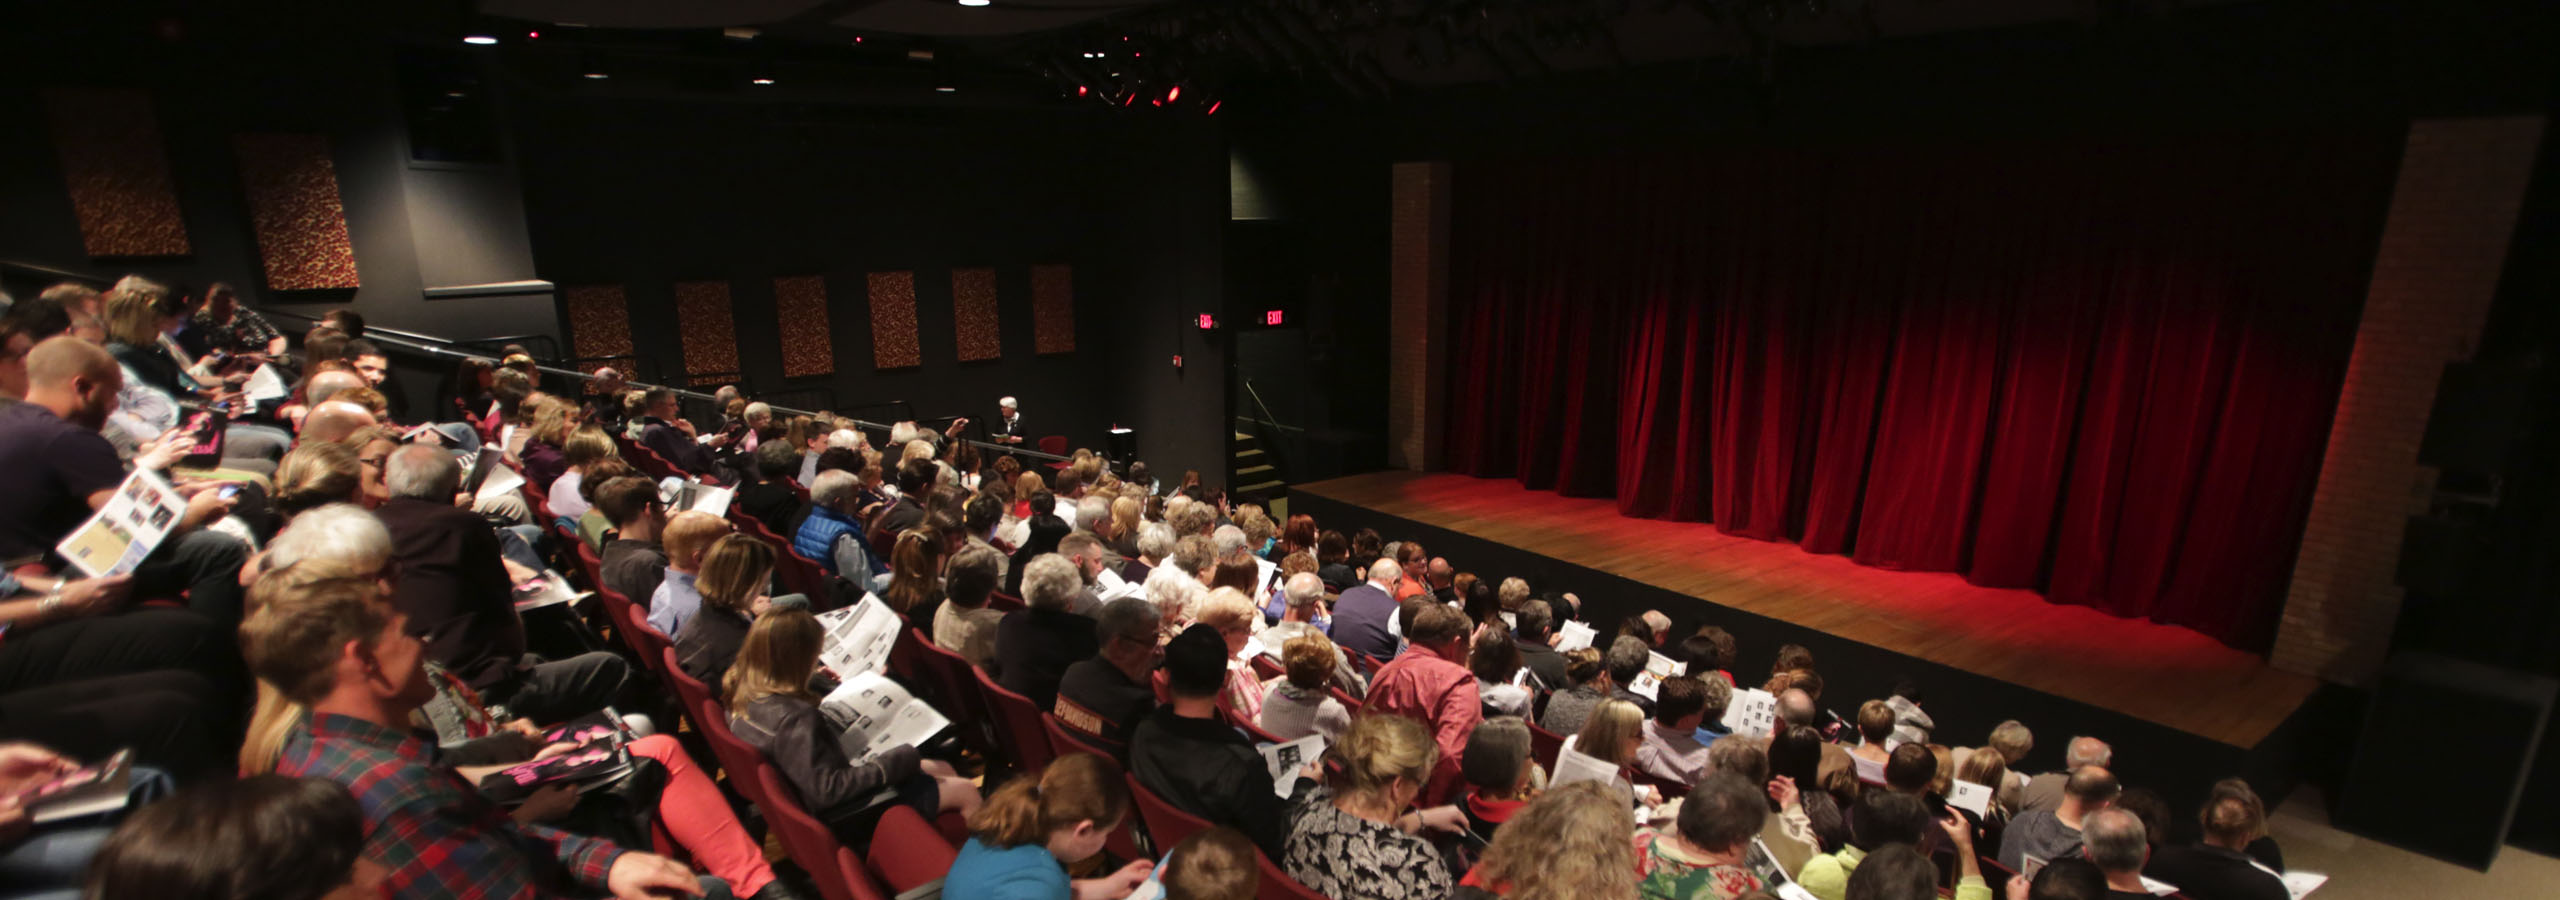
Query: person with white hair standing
989 395 1027 447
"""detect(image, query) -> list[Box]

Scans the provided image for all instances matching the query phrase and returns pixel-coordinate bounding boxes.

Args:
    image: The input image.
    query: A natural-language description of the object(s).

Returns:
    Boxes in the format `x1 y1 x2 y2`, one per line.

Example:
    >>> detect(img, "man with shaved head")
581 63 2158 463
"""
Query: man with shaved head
2019 735 2114 816
0 336 249 625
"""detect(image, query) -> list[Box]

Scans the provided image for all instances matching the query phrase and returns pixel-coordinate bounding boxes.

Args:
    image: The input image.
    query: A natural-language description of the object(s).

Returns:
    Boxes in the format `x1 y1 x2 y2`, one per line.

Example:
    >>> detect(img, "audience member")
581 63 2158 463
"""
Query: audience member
648 511 736 637
1459 780 1638 900
1637 675 1716 784
1188 588 1268 722
1367 601 1482 802
2020 858 2108 900
3 336 249 625
1280 714 1465 899
670 534 775 683
1770 725 1852 853
933 543 1008 670
593 475 670 602
2143 781 2289 900
1054 597 1162 750
994 554 1097 710
798 469 885 583
1712 737 1820 876
724 608 979 844
1605 636 1659 717
942 753 1153 900
245 574 700 899
1800 790 1932 900
635 388 726 480
1853 700 1896 766
376 444 628 724
1330 557 1405 662
1262 572 1364 697
879 528 948 628
2079 807 2154 900
2017 736 2110 816
1457 717 1540 843
1512 599 1567 689
83 774 378 900
1471 627 1532 719
1258 631 1354 743
1566 699 1652 808
1130 625 1300 859
1885 678 1933 746
1999 766 2118 873
1159 827 1258 900
1539 646 1611 735
1633 771 1768 900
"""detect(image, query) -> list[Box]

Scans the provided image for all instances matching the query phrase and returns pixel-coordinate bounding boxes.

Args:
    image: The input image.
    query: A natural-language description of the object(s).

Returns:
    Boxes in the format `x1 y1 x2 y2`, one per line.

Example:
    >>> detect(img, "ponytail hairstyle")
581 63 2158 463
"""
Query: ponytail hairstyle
966 752 1128 850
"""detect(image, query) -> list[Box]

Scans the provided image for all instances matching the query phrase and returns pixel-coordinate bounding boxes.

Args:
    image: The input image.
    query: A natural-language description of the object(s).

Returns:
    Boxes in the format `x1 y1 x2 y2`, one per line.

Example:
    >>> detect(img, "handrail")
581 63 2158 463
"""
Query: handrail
261 307 1067 463
1241 379 1305 433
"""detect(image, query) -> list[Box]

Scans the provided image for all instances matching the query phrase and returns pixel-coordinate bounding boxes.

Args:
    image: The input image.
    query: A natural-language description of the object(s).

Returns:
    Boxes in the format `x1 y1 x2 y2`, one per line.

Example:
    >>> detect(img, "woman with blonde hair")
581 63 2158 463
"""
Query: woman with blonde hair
727 608 980 842
1457 780 1638 900
1282 715 1465 899
546 426 620 522
1954 745 2011 830
1565 699 1656 808
271 442 362 520
671 533 774 685
1189 587 1268 722
942 753 1153 899
514 395 583 494
1106 495 1144 559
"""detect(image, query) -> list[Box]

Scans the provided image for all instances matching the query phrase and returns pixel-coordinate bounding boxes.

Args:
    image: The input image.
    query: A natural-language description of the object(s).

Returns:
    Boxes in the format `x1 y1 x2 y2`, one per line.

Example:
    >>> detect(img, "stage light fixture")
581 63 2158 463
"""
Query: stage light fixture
1206 100 1221 115
751 77 777 85
936 86 957 92
462 35 498 45
527 30 541 39
1076 85 1089 96
583 72 609 79
1167 85 1181 101
959 0 991 6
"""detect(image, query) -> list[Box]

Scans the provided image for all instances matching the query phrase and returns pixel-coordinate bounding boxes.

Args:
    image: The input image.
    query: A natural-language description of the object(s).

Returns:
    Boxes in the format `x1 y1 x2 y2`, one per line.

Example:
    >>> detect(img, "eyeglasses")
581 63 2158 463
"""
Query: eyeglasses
359 456 390 469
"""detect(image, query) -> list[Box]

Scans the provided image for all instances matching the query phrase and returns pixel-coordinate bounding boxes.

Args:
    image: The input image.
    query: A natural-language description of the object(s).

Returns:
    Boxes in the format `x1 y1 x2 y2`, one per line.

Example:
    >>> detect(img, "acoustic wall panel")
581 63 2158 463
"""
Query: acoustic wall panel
42 88 191 257
673 280 742 383
234 133 360 290
773 275 836 378
952 267 1001 362
563 285 636 391
1032 264 1075 355
868 271 921 370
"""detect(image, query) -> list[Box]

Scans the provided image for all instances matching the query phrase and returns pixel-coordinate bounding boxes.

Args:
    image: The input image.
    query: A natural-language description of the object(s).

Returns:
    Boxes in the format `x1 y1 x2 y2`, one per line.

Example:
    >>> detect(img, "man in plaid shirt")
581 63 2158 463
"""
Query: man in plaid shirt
247 570 703 900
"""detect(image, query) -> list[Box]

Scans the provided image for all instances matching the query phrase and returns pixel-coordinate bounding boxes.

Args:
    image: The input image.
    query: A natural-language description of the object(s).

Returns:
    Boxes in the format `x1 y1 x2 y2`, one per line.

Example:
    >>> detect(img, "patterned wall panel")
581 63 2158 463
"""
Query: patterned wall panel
563 285 636 393
1031 264 1075 355
952 268 1002 362
672 280 742 382
773 276 836 378
41 88 191 257
868 271 922 370
234 133 360 290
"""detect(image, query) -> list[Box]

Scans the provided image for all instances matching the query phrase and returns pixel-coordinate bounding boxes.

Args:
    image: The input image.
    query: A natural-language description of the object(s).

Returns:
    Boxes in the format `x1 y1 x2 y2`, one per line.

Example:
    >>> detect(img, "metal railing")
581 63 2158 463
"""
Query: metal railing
259 306 1065 463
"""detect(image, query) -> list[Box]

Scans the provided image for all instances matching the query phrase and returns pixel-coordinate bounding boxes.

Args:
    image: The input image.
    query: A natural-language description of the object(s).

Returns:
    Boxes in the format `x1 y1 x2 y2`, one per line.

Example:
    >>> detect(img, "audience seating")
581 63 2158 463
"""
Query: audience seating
1249 654 1283 681
1040 717 1146 861
862 806 958 896
1527 721 1565 772
614 435 684 481
1125 773 1215 856
973 666 1058 775
1256 846 1331 900
987 591 1026 613
900 630 1001 764
757 764 891 900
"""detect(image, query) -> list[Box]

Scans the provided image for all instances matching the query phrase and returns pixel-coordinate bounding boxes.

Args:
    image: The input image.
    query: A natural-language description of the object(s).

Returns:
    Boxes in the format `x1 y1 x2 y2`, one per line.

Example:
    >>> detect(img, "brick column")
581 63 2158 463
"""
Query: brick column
1388 161 1451 471
2273 116 2548 683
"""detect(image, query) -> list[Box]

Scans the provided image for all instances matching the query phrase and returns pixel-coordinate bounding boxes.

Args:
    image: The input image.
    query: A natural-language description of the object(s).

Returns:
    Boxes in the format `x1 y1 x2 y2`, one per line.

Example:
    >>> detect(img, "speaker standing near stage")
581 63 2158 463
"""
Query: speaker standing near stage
990 396 1028 455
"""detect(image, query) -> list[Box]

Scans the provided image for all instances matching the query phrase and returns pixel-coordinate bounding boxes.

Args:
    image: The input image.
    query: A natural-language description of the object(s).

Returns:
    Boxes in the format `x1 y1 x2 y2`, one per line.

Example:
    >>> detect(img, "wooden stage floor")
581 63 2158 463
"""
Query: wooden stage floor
1297 470 2320 748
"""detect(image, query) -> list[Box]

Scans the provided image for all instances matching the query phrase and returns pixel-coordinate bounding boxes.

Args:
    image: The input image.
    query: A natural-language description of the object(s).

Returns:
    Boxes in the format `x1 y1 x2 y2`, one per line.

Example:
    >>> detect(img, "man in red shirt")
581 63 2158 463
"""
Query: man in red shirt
1364 602 1480 804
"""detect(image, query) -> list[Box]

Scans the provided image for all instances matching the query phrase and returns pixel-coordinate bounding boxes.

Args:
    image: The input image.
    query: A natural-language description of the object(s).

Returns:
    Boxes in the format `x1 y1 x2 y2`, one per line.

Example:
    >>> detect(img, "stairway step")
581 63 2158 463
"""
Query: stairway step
1236 464 1277 480
1233 448 1266 464
1238 480 1288 495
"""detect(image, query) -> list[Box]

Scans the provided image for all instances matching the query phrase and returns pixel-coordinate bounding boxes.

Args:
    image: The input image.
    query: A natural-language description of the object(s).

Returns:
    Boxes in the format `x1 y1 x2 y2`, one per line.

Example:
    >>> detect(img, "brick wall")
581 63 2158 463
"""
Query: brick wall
2273 116 2548 683
1387 161 1451 471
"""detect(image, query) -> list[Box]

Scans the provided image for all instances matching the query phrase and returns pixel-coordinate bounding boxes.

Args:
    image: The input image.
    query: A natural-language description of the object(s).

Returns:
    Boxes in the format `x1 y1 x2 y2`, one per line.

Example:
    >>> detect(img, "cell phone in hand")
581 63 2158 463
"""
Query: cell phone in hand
219 484 244 500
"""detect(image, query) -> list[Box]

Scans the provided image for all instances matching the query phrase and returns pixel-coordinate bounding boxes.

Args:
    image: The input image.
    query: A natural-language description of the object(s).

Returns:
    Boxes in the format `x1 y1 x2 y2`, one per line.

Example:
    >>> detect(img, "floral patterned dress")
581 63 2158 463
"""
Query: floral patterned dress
1281 790 1452 900
1633 829 1762 900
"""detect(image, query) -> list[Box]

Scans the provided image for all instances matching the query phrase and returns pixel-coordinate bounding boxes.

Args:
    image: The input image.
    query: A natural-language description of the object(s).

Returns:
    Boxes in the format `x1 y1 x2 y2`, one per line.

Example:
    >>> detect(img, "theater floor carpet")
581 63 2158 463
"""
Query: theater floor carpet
1297 470 2320 748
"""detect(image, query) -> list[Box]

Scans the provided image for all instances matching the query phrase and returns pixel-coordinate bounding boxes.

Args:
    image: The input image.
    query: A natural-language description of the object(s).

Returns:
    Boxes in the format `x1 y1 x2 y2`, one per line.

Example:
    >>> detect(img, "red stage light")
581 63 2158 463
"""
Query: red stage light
1167 85 1181 102
528 30 540 39
1077 85 1088 96
1206 100 1221 115
1151 99 1161 106
1124 93 1135 106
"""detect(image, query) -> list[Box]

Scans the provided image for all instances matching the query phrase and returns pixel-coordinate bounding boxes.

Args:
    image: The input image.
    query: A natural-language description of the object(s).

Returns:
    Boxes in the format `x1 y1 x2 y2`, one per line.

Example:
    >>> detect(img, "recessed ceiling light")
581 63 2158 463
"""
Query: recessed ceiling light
445 90 467 98
583 72 609 79
723 27 761 40
463 35 498 45
936 86 957 92
752 77 777 85
958 0 991 6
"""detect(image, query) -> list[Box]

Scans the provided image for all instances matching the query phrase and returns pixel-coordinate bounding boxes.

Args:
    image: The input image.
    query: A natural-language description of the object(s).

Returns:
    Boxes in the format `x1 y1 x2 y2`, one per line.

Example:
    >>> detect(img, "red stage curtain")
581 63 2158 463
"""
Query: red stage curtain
1441 132 2401 651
